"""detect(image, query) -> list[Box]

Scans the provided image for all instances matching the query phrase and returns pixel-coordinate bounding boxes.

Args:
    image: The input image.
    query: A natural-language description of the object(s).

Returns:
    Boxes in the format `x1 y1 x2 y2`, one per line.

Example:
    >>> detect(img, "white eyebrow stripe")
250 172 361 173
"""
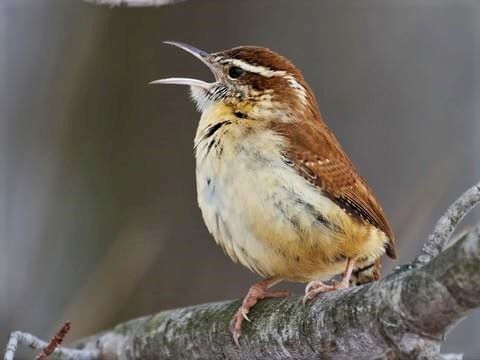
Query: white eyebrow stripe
222 59 287 78
218 57 308 105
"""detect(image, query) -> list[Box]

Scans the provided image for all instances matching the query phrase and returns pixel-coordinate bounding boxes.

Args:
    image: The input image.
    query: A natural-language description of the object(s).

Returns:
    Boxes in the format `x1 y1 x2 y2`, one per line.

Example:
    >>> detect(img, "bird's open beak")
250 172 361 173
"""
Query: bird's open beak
150 41 218 89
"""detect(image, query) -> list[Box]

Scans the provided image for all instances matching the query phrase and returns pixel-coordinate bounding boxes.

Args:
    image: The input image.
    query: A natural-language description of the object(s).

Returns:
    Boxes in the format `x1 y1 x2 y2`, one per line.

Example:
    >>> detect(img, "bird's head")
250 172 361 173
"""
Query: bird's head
152 41 319 122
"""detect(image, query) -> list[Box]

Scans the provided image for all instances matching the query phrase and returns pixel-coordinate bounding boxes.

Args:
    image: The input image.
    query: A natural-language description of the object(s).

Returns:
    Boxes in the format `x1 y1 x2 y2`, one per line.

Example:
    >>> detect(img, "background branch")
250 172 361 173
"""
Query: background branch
3 331 97 360
82 0 187 6
414 181 480 267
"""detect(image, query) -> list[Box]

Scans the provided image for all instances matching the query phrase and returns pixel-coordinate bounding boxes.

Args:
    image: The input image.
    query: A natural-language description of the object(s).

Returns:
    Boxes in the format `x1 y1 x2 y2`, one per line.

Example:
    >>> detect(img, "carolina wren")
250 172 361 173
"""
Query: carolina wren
152 41 396 344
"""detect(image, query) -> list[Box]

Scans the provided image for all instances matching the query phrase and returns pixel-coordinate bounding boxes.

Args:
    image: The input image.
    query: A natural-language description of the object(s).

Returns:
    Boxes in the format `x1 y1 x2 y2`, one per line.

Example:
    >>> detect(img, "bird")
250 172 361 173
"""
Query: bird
151 41 397 345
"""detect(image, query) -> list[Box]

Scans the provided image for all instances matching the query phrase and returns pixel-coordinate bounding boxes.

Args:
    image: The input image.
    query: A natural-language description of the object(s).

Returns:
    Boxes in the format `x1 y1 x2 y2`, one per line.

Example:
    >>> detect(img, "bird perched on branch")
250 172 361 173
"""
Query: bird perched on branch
152 41 396 345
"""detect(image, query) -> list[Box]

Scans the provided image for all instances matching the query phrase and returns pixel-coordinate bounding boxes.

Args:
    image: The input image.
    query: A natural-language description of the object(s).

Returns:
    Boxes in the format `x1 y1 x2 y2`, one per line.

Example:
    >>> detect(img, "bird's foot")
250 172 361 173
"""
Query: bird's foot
303 258 355 305
230 278 289 346
302 279 349 305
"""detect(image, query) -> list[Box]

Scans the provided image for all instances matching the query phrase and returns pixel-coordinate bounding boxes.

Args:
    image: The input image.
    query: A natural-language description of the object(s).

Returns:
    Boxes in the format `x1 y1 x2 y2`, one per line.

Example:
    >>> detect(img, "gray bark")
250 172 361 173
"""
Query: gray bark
4 181 480 360
72 224 480 359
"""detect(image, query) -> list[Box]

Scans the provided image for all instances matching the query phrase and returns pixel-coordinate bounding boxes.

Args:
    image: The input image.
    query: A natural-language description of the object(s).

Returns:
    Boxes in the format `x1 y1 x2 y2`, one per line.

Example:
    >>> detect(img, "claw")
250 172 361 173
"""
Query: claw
230 277 289 344
241 310 251 322
230 310 243 346
303 259 356 304
233 331 241 347
302 294 310 308
304 282 313 295
305 280 322 295
303 281 337 304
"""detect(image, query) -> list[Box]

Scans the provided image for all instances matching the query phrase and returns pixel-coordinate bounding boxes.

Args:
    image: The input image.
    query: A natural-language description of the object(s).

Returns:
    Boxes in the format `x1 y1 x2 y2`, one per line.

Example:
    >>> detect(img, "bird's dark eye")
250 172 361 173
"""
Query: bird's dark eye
228 66 245 79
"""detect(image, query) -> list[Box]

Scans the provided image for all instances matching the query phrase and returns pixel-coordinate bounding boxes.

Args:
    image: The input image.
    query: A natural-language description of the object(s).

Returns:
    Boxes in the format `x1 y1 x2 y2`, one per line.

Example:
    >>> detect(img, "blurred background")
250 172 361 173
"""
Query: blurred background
1 0 479 358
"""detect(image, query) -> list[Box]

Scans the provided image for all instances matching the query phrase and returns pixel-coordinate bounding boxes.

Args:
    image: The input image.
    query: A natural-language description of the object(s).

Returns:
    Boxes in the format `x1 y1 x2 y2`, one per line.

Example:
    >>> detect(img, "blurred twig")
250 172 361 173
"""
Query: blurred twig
35 322 72 360
4 328 96 360
3 181 480 359
83 0 187 7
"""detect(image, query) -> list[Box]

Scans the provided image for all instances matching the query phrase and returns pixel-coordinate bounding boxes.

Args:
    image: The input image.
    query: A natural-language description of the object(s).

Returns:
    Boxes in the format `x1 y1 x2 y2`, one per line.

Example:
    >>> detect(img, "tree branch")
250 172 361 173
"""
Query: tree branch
4 182 480 359
71 224 480 359
414 181 480 267
82 0 187 7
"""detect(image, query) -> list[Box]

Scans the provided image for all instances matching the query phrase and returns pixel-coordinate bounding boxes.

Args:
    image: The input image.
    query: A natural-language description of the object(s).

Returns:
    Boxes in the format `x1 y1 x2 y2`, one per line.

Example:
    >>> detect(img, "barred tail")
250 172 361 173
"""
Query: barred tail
351 258 381 285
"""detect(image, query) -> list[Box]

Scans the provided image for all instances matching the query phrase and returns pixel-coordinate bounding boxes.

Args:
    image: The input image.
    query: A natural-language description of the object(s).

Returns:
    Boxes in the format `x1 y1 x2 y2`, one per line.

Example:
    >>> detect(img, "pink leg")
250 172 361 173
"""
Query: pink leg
303 258 355 305
231 277 289 346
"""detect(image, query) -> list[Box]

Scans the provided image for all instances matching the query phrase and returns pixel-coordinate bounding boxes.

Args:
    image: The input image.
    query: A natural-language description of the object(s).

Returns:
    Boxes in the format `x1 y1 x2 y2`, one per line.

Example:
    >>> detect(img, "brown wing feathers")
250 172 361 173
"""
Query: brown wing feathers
273 120 397 259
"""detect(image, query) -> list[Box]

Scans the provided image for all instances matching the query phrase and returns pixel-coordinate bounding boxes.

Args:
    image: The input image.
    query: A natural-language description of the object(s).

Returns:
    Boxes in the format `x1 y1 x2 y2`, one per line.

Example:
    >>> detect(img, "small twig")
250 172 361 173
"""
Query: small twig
35 321 71 360
3 329 98 360
83 0 187 7
414 181 480 267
